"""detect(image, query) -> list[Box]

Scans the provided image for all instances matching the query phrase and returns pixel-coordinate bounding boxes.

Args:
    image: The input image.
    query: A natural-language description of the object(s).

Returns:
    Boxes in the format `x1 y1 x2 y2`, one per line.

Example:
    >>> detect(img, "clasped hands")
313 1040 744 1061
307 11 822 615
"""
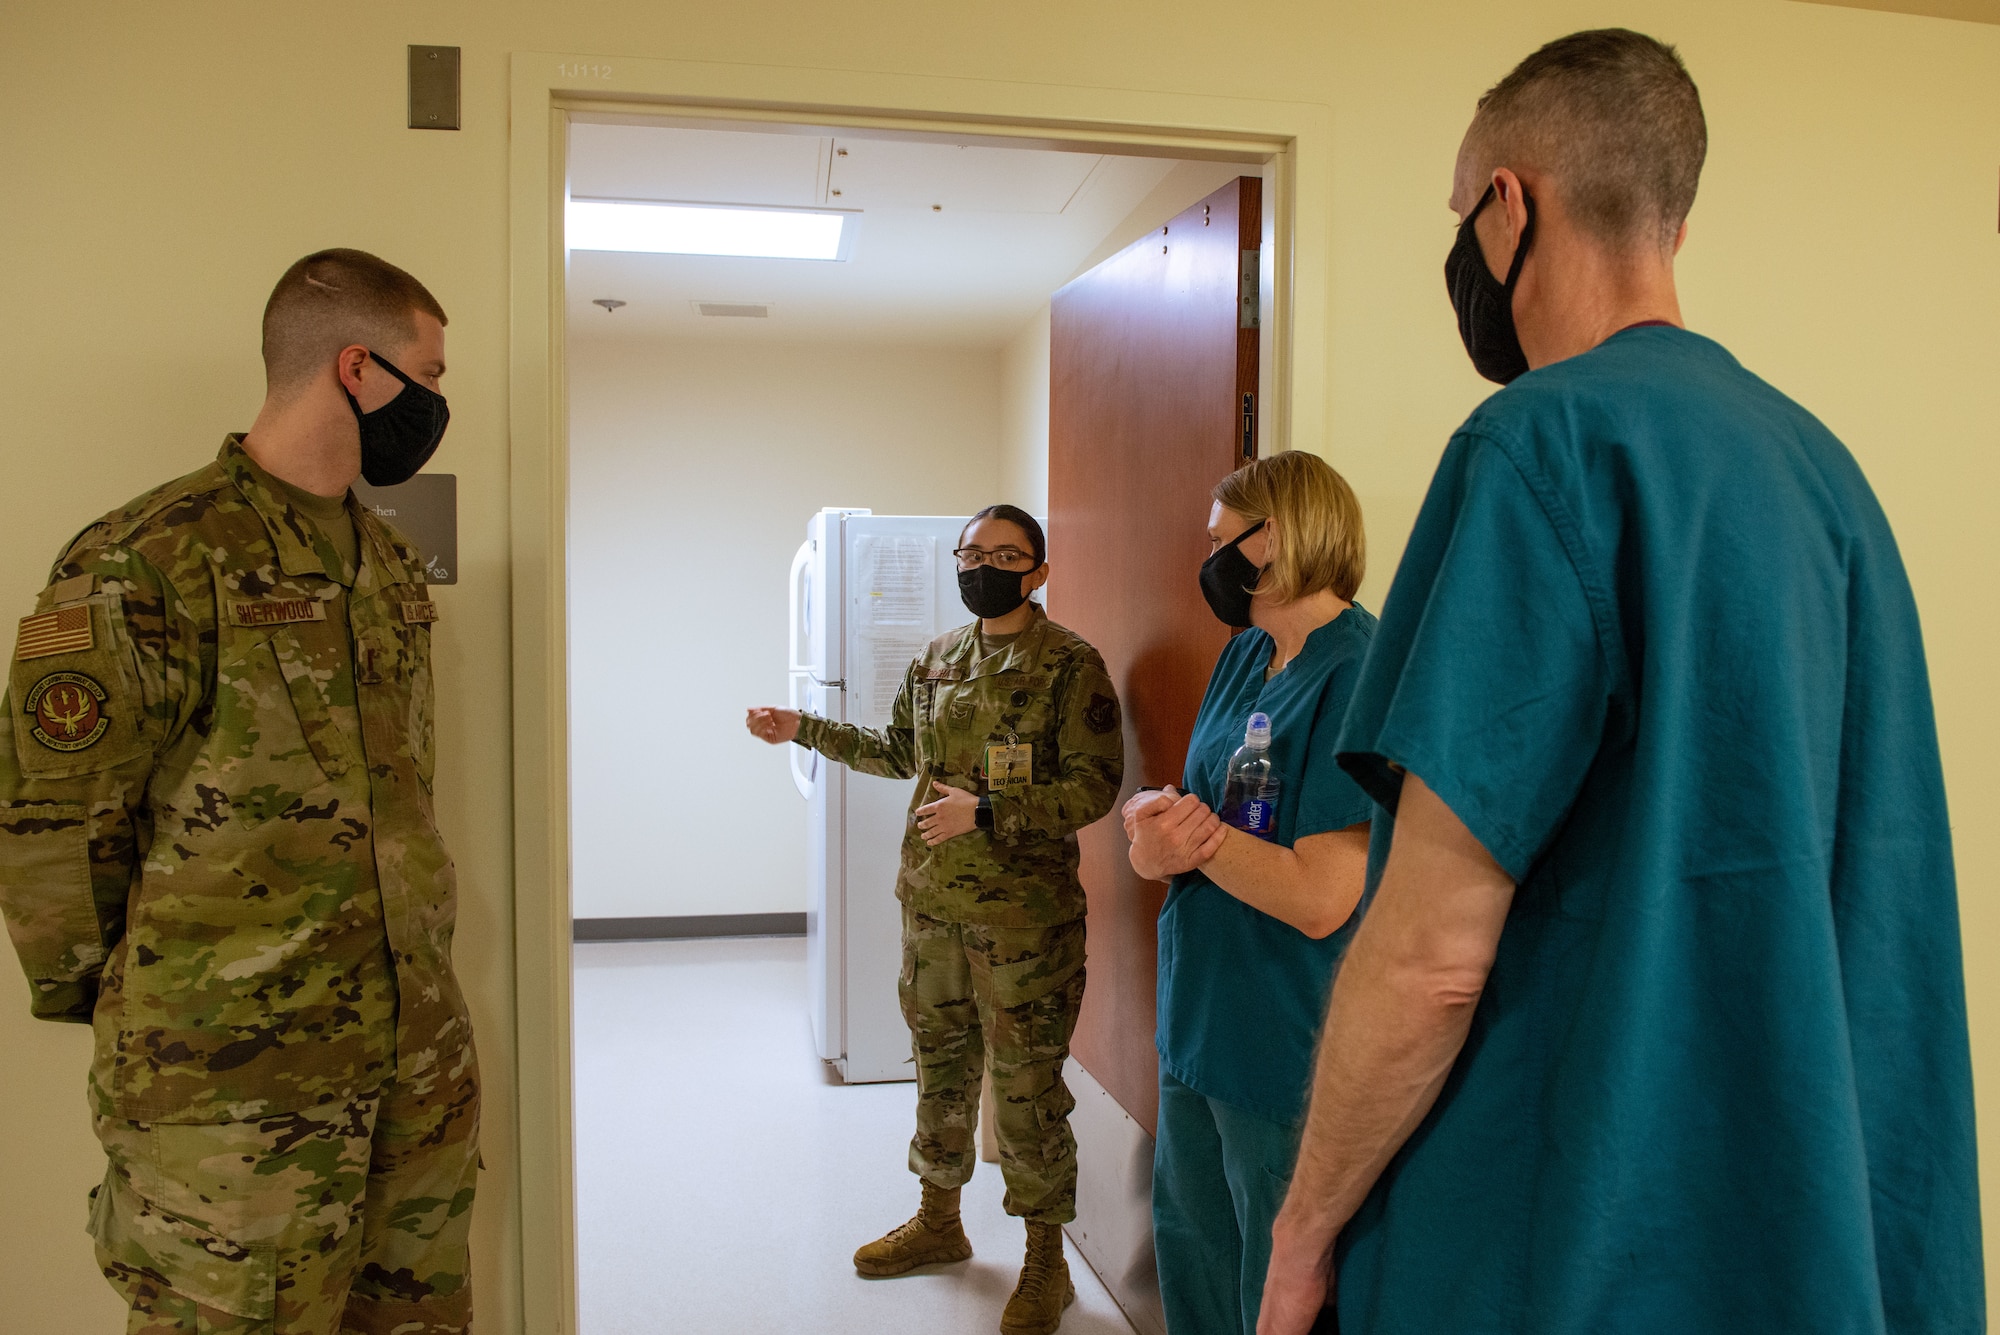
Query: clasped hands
1124 785 1229 880
915 782 979 847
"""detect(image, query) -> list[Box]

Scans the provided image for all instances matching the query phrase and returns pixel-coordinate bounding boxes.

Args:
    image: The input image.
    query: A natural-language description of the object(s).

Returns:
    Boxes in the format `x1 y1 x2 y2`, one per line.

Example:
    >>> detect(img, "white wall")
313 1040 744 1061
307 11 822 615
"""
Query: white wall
566 334 1004 919
998 308 1052 514
1067 160 1251 287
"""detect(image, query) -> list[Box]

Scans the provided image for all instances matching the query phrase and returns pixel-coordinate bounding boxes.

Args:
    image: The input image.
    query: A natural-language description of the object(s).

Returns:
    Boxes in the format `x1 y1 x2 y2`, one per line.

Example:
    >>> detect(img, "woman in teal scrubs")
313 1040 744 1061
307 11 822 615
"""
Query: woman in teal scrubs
1124 451 1376 1335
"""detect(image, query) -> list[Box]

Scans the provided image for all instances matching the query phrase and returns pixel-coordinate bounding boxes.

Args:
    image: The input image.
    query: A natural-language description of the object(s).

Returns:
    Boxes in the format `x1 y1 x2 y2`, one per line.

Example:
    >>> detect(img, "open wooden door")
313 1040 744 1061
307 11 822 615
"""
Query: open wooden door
1047 175 1261 1137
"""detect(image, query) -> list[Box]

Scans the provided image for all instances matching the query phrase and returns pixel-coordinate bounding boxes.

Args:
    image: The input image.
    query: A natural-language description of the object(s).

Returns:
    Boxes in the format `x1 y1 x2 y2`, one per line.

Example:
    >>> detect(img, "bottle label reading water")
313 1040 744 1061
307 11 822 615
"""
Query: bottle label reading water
1233 796 1277 837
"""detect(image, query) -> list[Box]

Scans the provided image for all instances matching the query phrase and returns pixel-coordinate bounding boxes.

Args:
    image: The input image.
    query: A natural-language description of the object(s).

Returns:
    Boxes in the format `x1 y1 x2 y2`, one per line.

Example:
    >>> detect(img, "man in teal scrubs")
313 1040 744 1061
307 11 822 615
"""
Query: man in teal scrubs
1258 30 1982 1335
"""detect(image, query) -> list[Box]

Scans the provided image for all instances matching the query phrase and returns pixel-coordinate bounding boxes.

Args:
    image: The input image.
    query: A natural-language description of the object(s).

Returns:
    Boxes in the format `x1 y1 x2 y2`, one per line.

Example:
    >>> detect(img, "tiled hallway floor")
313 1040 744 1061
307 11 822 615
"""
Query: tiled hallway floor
574 937 1137 1335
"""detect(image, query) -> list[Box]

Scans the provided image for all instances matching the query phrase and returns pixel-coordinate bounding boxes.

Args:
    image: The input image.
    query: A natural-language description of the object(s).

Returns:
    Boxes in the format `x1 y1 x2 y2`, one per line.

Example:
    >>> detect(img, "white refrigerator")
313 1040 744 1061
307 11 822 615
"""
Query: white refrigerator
788 508 970 1083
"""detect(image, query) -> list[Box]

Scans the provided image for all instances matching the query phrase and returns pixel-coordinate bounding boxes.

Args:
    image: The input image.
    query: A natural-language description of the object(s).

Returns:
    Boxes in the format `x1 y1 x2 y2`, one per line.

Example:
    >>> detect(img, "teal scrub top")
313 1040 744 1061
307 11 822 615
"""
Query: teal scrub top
1156 607 1377 1124
1332 327 1982 1334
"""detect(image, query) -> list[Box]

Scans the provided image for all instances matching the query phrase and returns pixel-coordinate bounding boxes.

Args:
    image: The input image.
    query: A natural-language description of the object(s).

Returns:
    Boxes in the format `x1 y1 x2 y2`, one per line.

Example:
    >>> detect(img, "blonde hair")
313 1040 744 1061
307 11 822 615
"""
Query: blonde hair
1212 451 1366 603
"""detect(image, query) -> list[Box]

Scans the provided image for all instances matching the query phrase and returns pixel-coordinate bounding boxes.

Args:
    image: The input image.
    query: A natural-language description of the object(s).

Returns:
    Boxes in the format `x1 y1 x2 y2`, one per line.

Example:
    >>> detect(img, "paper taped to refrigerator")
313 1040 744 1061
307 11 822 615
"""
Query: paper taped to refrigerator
852 534 936 727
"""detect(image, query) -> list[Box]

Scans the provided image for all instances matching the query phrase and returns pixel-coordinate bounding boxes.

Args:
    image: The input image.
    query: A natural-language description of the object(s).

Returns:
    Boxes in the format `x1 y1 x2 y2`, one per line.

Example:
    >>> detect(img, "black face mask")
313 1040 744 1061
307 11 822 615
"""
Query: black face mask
346 350 450 486
1198 520 1266 628
958 563 1034 619
1444 184 1537 385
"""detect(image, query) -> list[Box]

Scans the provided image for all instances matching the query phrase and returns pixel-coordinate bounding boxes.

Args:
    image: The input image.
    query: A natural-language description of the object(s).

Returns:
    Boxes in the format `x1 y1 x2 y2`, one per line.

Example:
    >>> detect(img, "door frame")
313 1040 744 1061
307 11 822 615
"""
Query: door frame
506 50 1332 1332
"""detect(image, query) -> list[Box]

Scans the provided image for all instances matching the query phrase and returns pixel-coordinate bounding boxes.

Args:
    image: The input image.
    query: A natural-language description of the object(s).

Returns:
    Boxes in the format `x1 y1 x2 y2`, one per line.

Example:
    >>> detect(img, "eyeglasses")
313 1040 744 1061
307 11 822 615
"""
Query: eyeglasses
953 546 1038 571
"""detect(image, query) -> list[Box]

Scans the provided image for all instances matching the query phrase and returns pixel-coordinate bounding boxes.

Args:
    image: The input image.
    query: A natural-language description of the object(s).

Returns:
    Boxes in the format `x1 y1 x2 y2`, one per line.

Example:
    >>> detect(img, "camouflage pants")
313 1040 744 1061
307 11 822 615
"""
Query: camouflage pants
900 908 1086 1224
89 1047 480 1335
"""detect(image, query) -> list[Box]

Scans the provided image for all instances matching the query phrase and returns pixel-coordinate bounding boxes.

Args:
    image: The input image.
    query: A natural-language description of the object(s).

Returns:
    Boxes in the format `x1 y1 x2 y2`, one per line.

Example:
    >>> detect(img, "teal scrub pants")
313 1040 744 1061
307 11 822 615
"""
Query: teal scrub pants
1153 1063 1300 1335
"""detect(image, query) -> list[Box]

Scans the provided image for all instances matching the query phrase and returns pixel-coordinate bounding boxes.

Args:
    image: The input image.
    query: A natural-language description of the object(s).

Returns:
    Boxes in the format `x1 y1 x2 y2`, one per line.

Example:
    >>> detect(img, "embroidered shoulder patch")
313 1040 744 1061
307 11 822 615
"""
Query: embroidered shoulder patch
15 606 93 661
1084 692 1119 736
24 671 110 752
228 598 327 628
401 601 440 625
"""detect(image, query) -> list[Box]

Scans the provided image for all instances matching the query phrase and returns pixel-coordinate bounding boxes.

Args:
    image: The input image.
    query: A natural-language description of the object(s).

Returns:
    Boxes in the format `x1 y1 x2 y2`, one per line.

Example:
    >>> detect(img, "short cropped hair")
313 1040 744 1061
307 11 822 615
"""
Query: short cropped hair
1213 451 1365 604
260 249 447 392
1469 28 1706 253
961 504 1047 566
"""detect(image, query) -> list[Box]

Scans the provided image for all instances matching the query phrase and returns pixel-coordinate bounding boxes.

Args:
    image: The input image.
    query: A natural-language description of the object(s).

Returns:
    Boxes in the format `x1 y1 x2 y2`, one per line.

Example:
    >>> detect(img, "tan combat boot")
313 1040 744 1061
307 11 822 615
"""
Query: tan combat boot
853 1181 974 1277
1000 1220 1075 1334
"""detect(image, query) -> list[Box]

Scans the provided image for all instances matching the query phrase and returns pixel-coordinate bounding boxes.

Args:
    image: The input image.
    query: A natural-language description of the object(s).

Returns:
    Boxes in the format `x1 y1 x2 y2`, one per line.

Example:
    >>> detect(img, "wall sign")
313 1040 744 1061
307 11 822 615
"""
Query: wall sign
353 473 459 585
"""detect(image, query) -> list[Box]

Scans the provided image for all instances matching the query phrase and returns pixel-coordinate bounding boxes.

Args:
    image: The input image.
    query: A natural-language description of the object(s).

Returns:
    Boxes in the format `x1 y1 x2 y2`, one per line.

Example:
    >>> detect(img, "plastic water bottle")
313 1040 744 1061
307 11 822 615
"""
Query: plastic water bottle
1220 712 1281 839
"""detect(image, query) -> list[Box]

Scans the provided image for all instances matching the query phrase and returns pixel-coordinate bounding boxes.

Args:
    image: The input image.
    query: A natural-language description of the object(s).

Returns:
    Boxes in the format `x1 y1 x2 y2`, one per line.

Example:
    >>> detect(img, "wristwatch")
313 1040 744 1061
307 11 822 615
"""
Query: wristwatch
974 795 994 830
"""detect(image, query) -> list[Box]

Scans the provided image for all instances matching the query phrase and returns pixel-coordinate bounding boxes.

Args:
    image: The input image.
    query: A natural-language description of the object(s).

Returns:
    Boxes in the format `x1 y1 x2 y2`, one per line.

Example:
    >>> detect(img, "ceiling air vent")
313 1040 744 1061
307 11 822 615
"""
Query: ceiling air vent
693 302 772 319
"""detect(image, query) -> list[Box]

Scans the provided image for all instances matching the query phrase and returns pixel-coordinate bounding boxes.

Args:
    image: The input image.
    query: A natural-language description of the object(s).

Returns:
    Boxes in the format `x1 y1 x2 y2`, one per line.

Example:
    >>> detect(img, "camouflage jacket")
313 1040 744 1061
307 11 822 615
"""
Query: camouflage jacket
797 606 1123 928
0 437 470 1123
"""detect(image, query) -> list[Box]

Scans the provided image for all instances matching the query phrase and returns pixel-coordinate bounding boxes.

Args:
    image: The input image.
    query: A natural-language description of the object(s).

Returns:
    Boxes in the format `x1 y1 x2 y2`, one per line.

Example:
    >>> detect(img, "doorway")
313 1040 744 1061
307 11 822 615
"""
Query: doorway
560 113 1265 1333
556 117 1272 1335
505 53 1328 1334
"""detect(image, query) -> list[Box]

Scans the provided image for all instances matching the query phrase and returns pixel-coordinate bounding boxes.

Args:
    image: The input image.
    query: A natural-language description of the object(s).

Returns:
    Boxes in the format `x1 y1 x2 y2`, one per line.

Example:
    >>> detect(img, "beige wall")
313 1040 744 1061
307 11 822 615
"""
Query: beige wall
566 334 1003 920
2 1 1997 1329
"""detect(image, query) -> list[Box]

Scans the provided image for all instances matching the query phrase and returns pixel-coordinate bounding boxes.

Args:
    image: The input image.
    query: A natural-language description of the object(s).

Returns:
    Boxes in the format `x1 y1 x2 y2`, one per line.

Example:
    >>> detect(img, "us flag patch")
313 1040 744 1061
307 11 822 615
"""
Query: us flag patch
15 606 93 661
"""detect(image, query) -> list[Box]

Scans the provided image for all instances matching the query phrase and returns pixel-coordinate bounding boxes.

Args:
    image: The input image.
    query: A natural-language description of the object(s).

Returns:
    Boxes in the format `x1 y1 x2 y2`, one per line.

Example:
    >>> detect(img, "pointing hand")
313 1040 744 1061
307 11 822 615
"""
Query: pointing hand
745 707 801 744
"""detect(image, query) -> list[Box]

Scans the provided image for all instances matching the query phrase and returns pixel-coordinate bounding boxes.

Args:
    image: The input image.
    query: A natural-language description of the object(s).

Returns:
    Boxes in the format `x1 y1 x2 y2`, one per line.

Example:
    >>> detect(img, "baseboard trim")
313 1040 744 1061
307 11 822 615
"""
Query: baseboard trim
1066 1059 1166 1335
571 913 808 942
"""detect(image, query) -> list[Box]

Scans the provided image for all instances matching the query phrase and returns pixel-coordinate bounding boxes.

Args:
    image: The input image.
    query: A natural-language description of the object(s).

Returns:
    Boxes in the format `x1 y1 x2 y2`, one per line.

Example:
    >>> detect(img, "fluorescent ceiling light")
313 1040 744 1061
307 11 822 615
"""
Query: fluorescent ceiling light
566 199 853 260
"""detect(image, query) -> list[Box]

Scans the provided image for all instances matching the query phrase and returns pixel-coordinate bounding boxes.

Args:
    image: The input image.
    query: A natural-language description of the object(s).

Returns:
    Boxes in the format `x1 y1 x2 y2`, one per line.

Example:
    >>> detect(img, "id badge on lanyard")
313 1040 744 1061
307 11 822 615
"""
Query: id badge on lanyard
985 733 1032 791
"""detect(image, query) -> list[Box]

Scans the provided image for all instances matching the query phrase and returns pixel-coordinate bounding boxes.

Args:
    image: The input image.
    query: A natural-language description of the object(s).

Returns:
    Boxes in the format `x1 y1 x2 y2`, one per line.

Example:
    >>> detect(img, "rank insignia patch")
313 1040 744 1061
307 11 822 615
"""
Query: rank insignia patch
25 671 109 752
1084 692 1119 736
15 605 93 661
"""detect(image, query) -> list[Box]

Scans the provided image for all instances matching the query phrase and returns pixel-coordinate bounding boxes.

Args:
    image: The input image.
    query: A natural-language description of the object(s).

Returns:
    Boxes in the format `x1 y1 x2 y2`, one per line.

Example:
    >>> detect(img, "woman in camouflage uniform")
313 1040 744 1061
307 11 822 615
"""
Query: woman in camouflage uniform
748 505 1123 1335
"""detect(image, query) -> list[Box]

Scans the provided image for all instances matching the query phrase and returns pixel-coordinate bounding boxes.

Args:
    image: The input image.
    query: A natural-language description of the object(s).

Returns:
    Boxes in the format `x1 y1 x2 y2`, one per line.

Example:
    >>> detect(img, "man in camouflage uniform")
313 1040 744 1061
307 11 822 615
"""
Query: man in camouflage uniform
0 249 477 1334
750 510 1122 1335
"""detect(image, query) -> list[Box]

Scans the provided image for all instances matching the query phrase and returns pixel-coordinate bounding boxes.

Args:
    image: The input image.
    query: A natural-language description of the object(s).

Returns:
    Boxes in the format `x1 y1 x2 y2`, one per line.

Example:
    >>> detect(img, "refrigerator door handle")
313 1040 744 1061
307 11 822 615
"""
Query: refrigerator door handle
787 671 820 799
788 539 814 676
